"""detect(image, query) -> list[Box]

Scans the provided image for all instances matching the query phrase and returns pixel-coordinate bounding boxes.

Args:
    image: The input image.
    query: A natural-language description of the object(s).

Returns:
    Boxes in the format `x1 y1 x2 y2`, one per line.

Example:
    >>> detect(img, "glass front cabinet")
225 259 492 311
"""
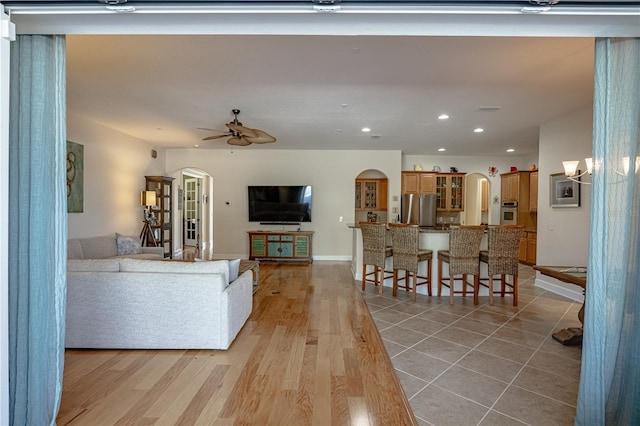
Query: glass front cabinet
355 179 388 211
435 173 465 211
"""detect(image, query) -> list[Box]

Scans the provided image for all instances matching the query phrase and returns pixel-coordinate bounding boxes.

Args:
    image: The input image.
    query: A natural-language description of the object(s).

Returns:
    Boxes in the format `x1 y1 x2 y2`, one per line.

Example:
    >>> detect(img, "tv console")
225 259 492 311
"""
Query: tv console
248 231 313 263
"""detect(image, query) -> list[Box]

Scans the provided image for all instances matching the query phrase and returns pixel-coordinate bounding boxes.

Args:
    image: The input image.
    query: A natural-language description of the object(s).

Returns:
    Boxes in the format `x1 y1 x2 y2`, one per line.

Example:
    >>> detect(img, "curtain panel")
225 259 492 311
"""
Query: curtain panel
8 35 67 426
576 37 639 425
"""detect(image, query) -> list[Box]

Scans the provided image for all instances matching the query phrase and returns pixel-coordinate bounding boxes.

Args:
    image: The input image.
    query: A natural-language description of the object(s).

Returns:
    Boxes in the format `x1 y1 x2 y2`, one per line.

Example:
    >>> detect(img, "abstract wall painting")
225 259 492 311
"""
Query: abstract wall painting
67 140 84 213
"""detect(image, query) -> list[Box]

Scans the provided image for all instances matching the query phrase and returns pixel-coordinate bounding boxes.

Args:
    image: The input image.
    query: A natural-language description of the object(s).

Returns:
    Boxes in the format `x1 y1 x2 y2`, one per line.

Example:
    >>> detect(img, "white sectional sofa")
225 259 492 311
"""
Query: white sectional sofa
66 258 253 350
68 234 165 260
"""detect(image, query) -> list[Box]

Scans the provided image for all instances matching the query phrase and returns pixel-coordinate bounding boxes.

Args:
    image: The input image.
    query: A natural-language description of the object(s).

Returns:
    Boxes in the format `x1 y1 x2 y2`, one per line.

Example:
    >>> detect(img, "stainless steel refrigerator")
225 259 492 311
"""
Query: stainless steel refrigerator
401 194 437 227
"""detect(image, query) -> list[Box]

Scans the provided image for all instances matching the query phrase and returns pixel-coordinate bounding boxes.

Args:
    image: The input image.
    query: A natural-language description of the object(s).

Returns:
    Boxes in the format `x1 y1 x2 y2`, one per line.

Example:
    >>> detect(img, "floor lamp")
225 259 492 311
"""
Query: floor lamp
139 190 158 247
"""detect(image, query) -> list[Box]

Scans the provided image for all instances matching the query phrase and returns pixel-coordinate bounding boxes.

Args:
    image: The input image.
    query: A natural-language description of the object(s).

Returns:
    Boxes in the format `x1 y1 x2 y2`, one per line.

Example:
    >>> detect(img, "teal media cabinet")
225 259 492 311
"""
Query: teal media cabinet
248 231 313 263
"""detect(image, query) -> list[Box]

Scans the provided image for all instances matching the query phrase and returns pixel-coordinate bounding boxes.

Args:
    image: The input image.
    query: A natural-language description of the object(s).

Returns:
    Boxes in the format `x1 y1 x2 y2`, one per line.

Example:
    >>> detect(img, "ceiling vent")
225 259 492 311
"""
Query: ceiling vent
476 106 503 112
529 0 559 5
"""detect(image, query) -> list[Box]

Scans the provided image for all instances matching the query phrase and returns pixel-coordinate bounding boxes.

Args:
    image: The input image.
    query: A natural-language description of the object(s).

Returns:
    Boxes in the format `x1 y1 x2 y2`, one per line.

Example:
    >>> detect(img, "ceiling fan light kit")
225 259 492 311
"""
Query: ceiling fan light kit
199 109 276 147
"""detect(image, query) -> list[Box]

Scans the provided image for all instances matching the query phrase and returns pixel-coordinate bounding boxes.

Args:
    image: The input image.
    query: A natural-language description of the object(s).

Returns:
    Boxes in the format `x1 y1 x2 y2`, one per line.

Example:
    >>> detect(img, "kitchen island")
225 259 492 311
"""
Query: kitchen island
349 224 488 297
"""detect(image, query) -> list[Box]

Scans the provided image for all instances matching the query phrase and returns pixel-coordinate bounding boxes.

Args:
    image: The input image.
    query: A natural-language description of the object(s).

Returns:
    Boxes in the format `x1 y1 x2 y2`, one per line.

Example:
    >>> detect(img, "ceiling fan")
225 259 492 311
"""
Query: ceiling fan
198 109 276 146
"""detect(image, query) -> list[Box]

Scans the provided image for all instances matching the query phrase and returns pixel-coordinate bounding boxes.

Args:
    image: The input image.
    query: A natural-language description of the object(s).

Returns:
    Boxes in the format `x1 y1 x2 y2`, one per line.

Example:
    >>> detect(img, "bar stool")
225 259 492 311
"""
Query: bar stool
479 225 524 306
437 225 485 305
388 223 433 302
359 222 393 295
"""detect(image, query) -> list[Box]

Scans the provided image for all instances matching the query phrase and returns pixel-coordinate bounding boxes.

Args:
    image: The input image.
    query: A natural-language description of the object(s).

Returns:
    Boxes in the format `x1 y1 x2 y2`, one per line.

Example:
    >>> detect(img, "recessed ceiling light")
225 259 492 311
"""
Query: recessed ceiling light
438 148 446 152
194 144 199 148
341 104 348 108
438 114 449 120
474 128 484 133
371 135 381 139
506 148 515 152
361 127 371 132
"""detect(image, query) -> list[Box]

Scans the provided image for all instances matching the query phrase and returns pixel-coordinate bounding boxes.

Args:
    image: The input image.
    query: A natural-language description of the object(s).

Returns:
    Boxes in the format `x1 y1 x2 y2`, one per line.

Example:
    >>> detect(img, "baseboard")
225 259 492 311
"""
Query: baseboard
535 275 584 302
312 255 351 262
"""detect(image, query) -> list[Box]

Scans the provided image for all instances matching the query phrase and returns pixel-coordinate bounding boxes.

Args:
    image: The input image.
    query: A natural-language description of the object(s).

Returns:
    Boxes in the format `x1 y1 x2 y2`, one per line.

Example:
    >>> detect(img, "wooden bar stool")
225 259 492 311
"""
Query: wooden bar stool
479 225 524 306
359 222 393 295
388 223 432 302
437 225 485 305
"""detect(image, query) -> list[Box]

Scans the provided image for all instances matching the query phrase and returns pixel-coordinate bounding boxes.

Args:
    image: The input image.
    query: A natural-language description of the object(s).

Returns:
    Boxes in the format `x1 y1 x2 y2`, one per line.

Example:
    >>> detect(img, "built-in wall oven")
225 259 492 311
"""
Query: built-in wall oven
500 201 518 225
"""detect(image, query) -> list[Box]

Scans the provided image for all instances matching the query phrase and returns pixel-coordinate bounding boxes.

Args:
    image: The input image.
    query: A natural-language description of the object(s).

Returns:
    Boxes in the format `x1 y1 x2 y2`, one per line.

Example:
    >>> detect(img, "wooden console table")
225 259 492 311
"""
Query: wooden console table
534 265 587 346
248 231 313 263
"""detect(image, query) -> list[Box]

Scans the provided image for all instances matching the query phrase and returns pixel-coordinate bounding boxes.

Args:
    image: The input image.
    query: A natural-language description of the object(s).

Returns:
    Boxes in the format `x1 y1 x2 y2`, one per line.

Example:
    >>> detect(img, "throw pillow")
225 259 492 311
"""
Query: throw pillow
116 233 142 256
229 258 241 283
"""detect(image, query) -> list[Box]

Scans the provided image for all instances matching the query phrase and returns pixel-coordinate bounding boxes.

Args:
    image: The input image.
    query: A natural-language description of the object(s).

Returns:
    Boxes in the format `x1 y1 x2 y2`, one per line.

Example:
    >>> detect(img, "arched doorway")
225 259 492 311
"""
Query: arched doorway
169 167 214 259
463 173 490 226
354 169 389 224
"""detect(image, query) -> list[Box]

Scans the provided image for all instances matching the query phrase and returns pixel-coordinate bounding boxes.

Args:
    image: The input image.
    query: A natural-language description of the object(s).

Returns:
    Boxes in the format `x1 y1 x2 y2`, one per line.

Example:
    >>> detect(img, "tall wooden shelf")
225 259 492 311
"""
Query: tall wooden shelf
145 176 174 258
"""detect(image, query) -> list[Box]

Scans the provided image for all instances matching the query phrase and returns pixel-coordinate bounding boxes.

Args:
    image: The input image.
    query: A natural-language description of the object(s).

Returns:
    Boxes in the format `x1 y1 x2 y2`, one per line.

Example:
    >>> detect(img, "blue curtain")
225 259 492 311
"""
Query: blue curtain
576 38 640 425
8 35 67 426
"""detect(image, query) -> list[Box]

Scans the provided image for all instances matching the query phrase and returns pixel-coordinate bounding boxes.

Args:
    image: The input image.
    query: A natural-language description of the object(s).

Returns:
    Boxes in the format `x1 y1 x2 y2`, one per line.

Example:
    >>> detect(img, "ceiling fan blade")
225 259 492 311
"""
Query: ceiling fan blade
227 136 252 146
244 129 276 144
202 133 230 141
227 122 258 139
197 127 223 132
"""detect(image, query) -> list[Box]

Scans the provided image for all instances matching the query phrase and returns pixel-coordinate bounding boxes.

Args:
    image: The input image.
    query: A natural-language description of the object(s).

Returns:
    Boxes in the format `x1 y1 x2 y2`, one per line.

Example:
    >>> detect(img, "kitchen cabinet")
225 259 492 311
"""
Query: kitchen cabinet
355 179 388 211
500 173 519 202
529 171 538 212
435 173 465 211
500 171 531 209
401 172 436 195
527 232 537 264
481 179 489 212
248 231 314 263
144 176 174 258
519 231 537 264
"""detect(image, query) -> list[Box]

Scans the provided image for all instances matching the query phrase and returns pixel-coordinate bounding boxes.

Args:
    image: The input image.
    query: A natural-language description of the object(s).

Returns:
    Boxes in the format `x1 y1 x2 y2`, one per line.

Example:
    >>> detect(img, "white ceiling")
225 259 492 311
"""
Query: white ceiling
66 34 595 156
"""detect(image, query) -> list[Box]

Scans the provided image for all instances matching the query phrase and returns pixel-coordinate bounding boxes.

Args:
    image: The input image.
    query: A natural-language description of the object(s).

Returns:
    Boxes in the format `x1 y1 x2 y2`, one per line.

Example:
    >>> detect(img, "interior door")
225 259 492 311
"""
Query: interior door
184 178 199 247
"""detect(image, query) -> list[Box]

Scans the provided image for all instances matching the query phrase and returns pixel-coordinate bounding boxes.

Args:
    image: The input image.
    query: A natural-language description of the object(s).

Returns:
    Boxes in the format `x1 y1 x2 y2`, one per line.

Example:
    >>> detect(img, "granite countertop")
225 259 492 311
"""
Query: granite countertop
347 223 450 233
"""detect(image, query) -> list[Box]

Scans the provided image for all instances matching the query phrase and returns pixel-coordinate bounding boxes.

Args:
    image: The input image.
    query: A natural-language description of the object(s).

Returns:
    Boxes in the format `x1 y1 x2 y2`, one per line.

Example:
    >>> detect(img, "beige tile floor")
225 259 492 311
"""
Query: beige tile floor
361 264 583 426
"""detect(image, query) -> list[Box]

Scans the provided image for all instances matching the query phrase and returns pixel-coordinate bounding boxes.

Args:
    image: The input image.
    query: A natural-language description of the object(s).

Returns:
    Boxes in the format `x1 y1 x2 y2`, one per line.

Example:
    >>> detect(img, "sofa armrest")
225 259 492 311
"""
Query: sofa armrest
219 270 253 349
141 246 164 256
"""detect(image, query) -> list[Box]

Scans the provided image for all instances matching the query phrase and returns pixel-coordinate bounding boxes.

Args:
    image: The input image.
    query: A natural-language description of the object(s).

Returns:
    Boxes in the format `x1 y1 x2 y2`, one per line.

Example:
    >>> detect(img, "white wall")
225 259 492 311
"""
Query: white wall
67 113 165 238
166 149 402 259
536 106 592 300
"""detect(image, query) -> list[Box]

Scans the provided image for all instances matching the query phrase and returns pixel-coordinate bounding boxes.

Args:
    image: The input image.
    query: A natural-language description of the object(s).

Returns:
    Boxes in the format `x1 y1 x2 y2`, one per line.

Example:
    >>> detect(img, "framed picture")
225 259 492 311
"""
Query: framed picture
550 172 580 207
66 140 84 213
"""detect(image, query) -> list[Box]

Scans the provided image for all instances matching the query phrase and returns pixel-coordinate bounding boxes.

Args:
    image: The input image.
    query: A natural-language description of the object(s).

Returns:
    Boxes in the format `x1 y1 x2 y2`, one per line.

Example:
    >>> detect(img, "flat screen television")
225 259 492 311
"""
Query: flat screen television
248 185 312 223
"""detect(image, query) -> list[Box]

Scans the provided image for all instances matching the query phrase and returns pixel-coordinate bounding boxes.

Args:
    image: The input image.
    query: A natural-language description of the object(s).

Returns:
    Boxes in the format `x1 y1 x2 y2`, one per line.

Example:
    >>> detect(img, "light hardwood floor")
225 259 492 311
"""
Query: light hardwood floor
57 262 417 425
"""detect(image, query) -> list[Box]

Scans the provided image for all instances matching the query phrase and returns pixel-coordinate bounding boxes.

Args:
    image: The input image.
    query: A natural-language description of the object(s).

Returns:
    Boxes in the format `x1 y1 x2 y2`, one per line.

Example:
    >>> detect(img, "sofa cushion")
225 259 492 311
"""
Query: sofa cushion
68 239 84 260
78 235 118 259
116 233 142 256
67 258 121 272
119 258 230 285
